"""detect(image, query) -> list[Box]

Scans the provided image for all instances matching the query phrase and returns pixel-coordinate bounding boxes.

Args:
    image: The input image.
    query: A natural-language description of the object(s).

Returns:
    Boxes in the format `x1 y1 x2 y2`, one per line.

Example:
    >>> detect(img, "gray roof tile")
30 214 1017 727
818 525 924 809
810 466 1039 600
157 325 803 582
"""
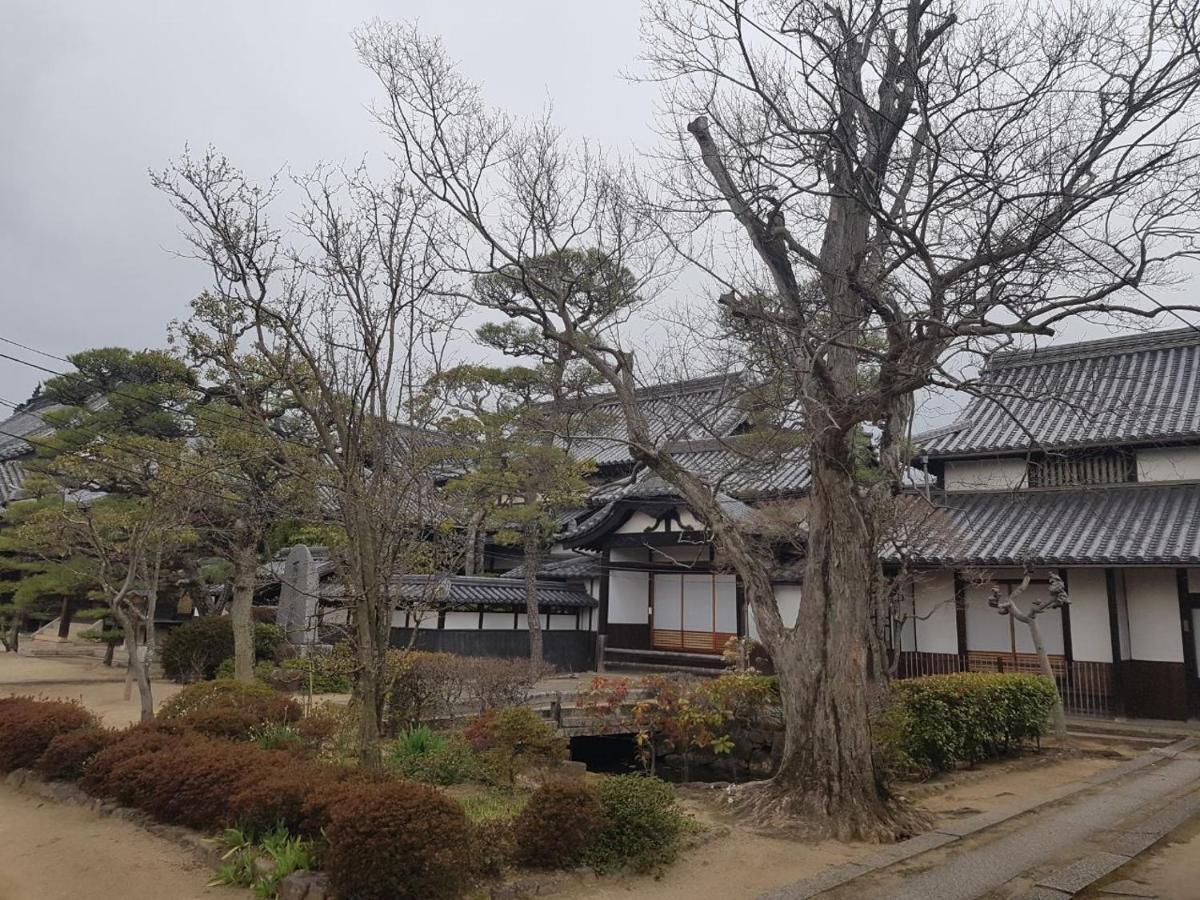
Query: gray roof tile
564 374 751 468
917 328 1200 457
900 483 1200 566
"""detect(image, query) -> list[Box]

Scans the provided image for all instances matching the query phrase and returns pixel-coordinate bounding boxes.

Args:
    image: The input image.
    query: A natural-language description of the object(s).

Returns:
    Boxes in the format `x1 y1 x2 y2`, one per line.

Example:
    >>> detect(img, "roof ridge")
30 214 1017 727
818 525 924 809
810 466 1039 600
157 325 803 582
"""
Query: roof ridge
990 326 1200 369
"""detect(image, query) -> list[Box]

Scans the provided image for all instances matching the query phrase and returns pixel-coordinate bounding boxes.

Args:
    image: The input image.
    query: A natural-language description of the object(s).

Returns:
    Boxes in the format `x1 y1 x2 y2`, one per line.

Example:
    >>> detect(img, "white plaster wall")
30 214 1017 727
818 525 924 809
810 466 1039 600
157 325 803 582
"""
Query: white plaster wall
943 458 1028 492
964 583 1012 652
548 614 578 631
1067 569 1112 662
615 508 706 534
608 562 650 624
1125 568 1184 662
746 584 800 641
482 612 515 630
443 611 478 630
912 571 959 653
1136 446 1200 483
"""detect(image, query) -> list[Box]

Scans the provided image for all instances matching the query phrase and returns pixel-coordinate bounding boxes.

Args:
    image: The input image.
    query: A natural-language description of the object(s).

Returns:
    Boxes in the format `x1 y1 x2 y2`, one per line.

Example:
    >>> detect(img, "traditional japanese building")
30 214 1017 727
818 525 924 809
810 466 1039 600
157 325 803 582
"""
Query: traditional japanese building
531 328 1200 719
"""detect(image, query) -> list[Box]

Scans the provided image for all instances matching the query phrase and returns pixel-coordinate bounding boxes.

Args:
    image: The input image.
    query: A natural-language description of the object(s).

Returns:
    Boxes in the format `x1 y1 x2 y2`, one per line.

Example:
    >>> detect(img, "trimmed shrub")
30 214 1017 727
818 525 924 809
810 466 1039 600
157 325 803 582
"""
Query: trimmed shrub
323 781 473 900
81 725 185 797
512 780 605 869
383 651 466 732
584 775 687 874
463 707 567 787
883 672 1058 775
0 698 97 772
36 727 114 781
469 819 515 879
160 617 287 682
158 679 301 740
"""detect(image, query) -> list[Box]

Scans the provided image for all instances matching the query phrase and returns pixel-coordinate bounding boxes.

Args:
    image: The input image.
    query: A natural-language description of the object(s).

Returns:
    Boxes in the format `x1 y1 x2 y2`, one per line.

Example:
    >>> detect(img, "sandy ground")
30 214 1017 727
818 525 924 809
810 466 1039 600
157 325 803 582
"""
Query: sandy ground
554 742 1133 900
1083 814 1200 898
0 782 244 900
0 653 184 726
0 654 1142 900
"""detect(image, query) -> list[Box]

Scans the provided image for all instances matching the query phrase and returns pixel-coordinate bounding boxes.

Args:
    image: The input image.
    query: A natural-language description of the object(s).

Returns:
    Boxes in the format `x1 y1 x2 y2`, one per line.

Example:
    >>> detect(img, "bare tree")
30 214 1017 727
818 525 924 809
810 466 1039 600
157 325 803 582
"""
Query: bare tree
359 0 1200 835
988 568 1071 738
155 154 465 766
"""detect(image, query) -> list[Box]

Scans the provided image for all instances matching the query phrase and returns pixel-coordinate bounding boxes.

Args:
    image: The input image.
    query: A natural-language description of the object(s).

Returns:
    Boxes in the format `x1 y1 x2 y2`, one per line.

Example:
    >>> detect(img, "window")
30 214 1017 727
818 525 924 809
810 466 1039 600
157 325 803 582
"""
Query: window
1027 450 1134 487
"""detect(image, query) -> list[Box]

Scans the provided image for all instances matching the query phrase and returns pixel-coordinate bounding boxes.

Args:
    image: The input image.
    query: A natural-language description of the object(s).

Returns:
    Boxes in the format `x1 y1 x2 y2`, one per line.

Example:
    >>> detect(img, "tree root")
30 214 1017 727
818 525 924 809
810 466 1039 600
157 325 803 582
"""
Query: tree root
725 778 932 842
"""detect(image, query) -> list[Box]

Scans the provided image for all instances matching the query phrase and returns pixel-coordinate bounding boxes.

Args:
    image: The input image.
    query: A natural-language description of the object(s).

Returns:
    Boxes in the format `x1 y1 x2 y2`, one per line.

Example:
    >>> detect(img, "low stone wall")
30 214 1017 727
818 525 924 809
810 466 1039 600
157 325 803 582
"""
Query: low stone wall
657 715 785 783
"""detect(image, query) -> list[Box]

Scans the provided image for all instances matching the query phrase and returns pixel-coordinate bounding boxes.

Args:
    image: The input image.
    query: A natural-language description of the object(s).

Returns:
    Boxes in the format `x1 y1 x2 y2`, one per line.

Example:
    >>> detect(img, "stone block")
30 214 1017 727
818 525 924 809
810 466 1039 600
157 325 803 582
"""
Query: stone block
278 870 330 900
1036 852 1130 893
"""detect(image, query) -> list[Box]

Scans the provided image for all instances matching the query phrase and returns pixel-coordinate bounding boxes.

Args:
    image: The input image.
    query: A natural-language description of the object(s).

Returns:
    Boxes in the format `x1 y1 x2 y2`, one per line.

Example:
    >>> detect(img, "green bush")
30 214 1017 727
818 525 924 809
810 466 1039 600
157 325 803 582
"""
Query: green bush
883 672 1058 776
0 697 97 772
279 654 352 693
36 727 114 781
323 781 473 900
463 707 567 787
386 728 484 785
584 775 688 874
512 780 605 869
160 617 287 682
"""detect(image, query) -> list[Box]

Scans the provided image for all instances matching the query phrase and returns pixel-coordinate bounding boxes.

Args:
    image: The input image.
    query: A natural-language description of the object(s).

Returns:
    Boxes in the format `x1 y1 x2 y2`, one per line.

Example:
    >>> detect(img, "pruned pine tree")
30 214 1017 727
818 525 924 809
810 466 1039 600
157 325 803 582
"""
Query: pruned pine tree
358 1 1200 838
432 354 594 671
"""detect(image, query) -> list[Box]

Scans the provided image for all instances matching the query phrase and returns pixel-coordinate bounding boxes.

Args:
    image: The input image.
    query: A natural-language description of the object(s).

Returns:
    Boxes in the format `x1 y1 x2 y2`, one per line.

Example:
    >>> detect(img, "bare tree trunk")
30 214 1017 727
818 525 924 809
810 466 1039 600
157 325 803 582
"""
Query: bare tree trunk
1024 615 1067 739
115 605 154 722
523 526 544 674
144 541 162 672
56 598 73 639
230 536 258 682
463 510 485 576
737 445 917 839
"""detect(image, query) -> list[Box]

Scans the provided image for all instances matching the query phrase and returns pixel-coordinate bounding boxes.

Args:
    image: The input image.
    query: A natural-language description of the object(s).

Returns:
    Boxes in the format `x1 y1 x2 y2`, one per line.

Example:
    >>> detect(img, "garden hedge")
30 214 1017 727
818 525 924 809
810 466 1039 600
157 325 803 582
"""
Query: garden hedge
160 618 286 682
883 672 1058 775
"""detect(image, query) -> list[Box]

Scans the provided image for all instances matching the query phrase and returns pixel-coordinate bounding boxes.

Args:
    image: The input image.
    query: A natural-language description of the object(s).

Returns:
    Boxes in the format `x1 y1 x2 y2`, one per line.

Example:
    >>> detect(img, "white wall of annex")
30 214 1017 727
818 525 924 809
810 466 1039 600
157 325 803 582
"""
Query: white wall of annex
1067 569 1112 662
943 458 1028 492
1125 568 1184 662
912 571 959 653
1136 447 1200 483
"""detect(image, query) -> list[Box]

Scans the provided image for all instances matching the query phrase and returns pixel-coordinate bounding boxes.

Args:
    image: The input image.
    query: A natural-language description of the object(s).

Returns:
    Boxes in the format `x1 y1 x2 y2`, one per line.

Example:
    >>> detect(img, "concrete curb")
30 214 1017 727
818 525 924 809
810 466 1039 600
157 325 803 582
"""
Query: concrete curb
757 736 1198 900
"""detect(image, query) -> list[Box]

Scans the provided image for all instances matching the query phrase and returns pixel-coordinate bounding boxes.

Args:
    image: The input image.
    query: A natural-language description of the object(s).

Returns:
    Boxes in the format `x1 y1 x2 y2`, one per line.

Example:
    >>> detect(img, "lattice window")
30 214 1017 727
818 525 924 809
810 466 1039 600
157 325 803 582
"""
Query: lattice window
1028 451 1135 487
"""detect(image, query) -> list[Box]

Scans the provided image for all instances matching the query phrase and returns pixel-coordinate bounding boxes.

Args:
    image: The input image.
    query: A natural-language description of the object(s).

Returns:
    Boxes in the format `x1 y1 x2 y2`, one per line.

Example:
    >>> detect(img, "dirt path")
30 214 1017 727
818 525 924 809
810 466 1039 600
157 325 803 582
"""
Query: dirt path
0 782 244 900
0 653 183 726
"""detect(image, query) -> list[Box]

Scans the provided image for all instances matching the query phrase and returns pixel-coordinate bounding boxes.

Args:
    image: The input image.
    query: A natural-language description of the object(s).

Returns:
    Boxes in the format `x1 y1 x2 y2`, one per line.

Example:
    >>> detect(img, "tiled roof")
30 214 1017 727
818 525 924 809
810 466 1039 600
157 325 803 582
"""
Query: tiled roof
0 405 58 462
501 554 602 580
898 483 1200 566
917 328 1200 458
0 460 26 505
396 575 597 608
591 437 811 502
564 374 751 469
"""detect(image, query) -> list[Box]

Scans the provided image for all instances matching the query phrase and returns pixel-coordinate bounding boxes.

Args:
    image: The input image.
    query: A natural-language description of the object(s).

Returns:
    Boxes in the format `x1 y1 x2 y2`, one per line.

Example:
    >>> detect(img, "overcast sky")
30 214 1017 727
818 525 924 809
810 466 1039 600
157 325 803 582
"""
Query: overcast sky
0 0 658 405
4 1 1197 427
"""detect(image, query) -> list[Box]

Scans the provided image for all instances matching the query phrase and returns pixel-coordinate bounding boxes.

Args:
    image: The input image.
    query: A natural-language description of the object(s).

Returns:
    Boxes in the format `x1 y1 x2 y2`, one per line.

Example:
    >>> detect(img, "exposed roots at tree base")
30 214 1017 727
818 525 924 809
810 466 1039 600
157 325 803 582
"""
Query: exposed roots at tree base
726 778 932 842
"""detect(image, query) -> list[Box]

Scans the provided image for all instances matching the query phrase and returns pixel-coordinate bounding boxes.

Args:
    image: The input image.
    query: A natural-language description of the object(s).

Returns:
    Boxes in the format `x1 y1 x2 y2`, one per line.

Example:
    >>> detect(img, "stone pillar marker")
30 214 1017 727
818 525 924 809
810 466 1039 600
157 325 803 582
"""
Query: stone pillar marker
276 544 319 645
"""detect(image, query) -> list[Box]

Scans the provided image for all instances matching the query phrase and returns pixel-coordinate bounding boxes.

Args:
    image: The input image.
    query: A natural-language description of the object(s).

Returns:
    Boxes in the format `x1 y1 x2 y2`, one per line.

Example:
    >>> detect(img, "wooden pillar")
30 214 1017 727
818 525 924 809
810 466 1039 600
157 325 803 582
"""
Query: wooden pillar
953 571 968 670
1104 568 1127 717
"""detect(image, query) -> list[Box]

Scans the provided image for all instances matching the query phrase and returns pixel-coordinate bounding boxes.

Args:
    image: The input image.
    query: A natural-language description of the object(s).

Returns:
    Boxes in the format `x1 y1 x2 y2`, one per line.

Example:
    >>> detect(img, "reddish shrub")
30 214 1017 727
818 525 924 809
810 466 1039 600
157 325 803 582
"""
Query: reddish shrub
0 698 97 772
36 727 115 781
323 782 472 900
512 779 605 869
158 679 301 740
81 725 184 797
470 819 515 879
227 759 350 837
463 707 567 786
